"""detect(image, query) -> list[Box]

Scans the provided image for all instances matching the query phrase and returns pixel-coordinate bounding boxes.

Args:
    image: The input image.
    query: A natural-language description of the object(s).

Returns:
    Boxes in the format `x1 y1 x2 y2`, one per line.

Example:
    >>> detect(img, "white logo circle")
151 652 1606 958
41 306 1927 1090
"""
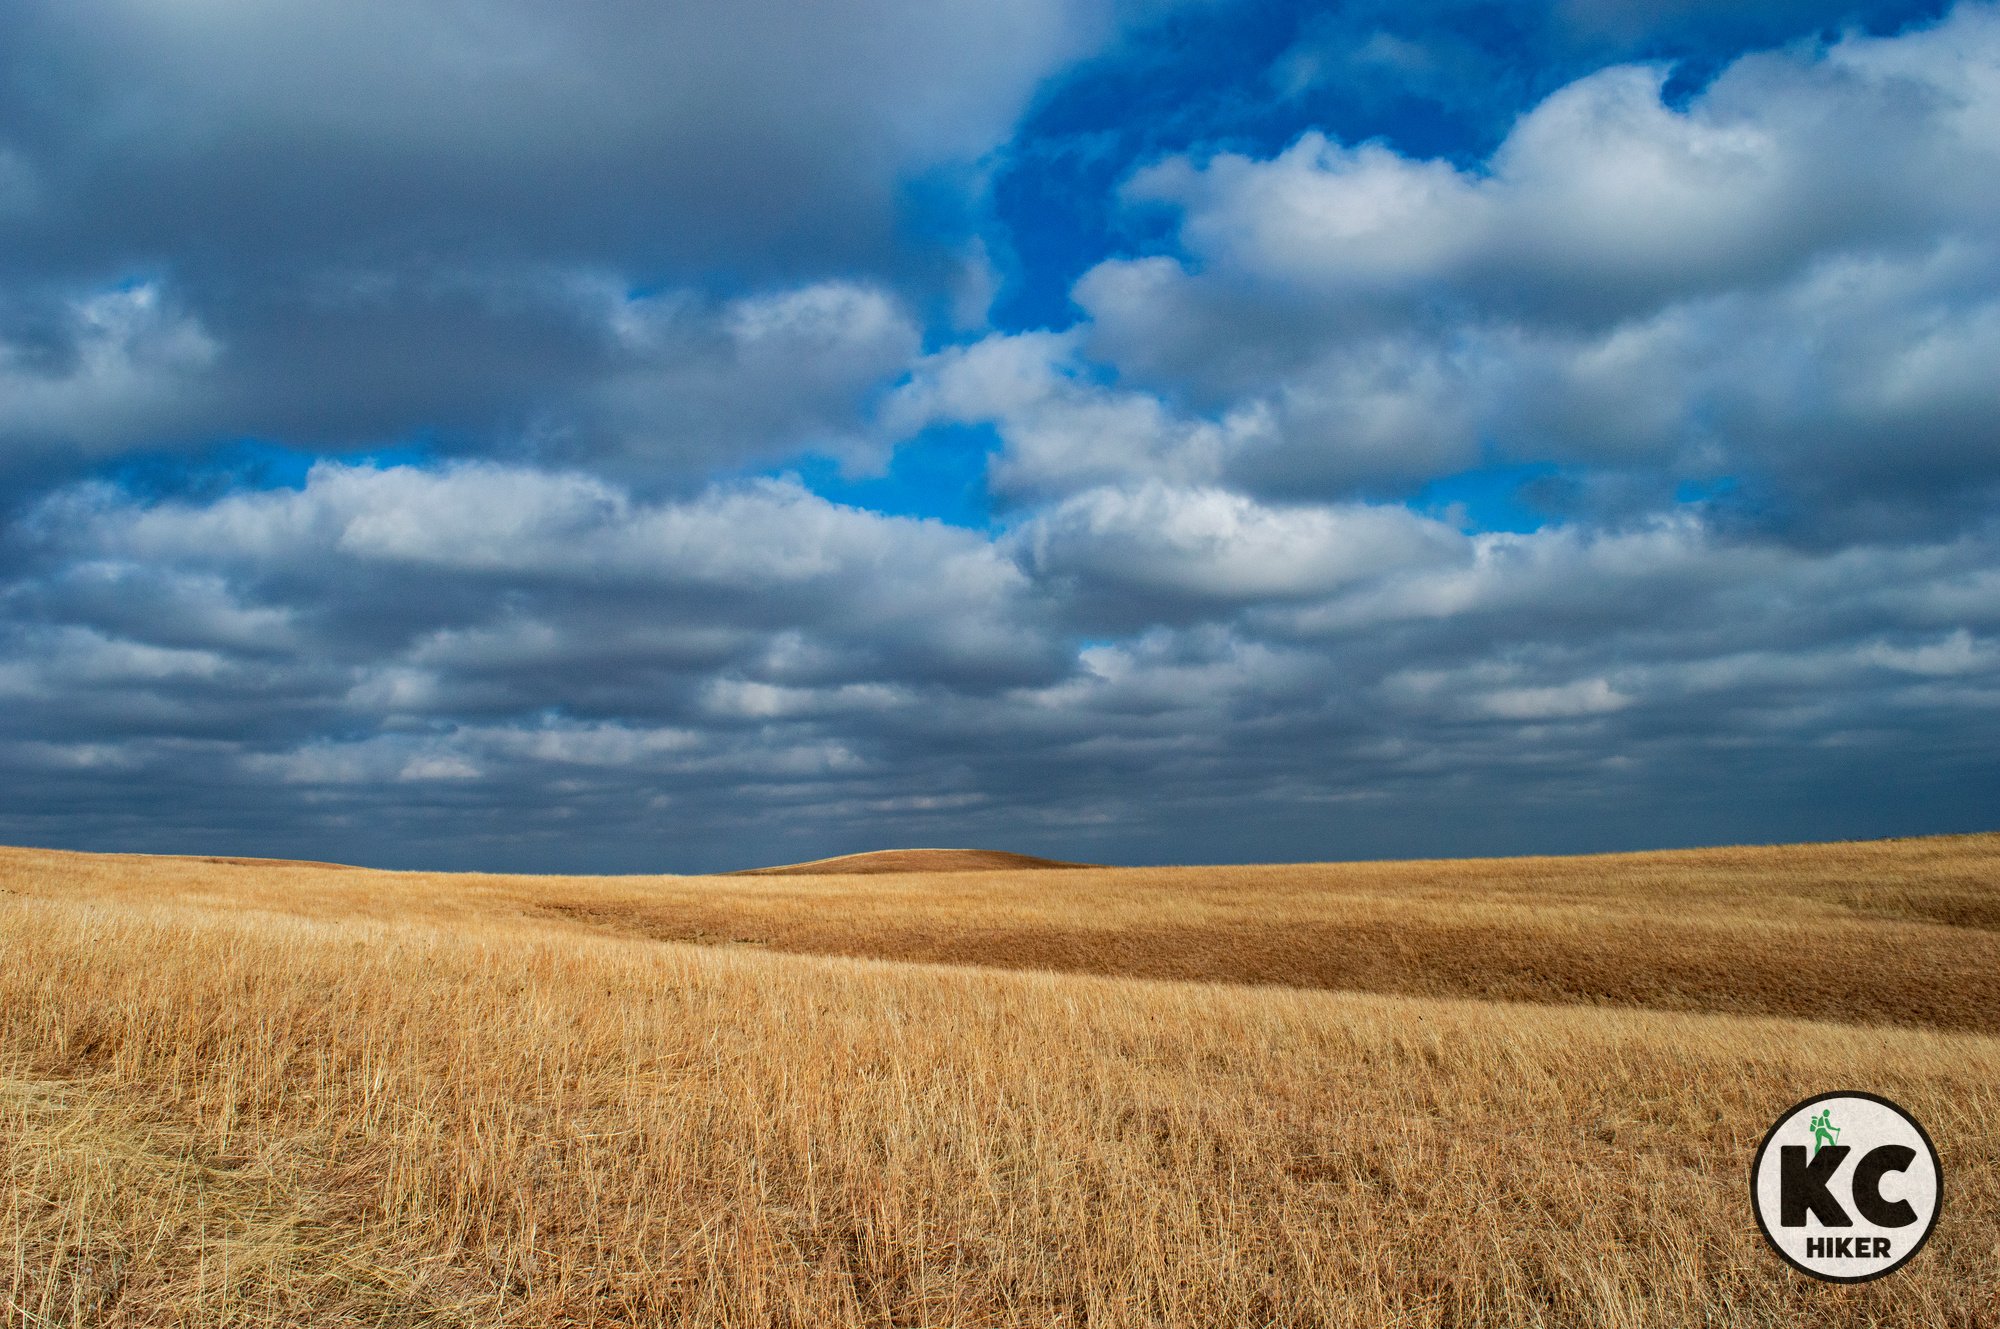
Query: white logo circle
1750 1091 1942 1283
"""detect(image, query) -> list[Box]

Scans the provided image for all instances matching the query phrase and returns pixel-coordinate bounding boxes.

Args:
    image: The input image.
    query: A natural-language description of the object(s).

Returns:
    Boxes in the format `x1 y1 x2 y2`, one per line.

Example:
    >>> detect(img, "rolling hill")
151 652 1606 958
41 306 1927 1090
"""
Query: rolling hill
729 847 1098 874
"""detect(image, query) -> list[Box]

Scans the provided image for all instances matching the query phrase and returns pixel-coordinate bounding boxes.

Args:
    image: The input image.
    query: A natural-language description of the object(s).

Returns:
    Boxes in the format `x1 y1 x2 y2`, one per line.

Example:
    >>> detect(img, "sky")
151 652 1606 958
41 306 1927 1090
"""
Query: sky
0 0 1995 872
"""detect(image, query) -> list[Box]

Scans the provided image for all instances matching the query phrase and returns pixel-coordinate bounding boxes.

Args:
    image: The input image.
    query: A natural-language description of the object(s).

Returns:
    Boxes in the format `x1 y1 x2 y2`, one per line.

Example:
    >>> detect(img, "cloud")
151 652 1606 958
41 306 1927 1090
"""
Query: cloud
26 460 1059 687
0 0 1126 277
577 282 922 476
0 272 928 485
1118 8 2000 320
880 331 1256 497
1011 482 1465 621
1053 5 2000 527
0 0 1152 481
0 283 221 459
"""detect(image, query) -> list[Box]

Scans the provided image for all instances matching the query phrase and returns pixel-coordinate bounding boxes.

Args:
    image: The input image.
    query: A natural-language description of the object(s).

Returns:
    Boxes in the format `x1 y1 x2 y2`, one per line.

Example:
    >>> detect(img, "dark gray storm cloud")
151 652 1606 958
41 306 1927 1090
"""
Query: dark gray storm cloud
0 0 1138 481
0 0 1118 274
1 458 1993 870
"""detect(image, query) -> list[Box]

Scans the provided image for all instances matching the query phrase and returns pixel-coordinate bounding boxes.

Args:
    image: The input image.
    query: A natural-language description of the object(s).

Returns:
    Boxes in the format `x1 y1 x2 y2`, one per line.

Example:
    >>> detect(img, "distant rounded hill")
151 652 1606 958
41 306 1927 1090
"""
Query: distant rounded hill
729 848 1099 876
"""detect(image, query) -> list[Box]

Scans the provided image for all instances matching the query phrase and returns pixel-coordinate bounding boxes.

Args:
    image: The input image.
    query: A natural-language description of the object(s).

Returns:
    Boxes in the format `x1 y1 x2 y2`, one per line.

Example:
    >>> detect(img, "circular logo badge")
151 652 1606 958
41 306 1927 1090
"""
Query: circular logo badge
1750 1091 1942 1283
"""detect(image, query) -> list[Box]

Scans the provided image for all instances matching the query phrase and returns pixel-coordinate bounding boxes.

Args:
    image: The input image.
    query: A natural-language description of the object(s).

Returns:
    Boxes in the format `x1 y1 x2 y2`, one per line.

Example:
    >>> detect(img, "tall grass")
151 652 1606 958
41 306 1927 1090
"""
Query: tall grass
4 836 1998 1325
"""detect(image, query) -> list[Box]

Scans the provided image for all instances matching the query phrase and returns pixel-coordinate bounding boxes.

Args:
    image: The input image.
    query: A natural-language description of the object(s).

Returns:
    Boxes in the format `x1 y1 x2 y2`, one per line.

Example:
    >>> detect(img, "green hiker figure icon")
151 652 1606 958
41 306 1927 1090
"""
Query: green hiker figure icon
1809 1109 1840 1156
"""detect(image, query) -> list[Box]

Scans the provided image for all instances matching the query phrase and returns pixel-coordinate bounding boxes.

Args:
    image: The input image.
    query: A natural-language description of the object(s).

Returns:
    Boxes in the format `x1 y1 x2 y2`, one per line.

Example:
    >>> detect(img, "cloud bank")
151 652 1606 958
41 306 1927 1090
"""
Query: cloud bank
0 1 1993 868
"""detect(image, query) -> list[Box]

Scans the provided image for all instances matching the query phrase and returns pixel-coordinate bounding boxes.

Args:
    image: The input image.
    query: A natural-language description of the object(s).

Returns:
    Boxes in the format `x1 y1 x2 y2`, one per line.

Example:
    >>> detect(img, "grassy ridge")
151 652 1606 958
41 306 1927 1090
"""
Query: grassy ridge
728 848 1098 874
3 835 1998 1325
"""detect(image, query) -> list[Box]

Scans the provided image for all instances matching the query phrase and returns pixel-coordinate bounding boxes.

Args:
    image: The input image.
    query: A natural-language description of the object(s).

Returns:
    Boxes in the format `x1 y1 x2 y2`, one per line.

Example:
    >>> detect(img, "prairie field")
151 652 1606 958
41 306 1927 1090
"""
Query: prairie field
2 834 1998 1327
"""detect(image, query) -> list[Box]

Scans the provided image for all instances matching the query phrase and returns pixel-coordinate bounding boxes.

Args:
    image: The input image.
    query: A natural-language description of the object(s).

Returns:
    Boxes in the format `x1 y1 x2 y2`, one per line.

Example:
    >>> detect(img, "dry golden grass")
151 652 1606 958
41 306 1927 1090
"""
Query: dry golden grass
3 834 1997 1326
